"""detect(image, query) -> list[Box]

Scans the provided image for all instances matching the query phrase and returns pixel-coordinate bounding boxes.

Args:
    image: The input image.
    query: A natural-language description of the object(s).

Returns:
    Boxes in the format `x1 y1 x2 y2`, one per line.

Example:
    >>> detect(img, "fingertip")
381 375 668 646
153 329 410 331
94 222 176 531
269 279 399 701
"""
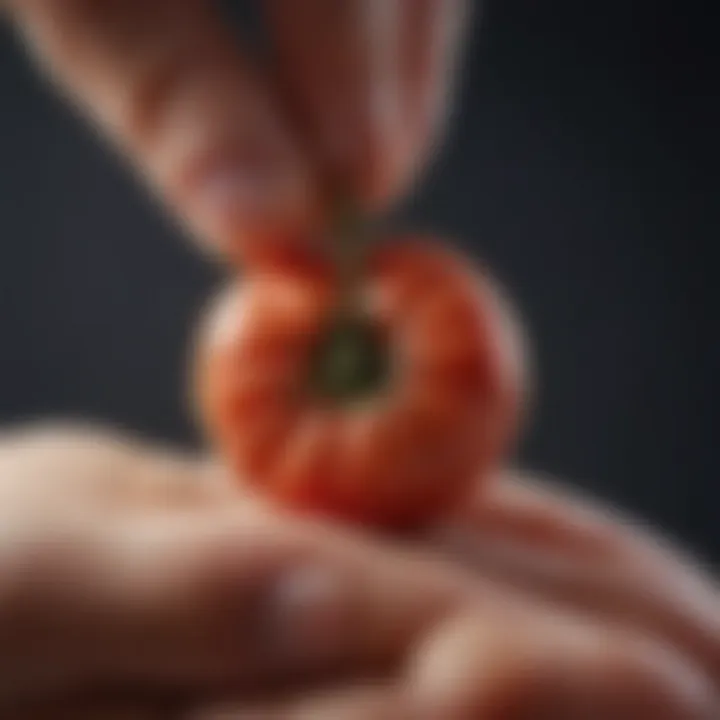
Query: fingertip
406 611 718 720
163 132 321 267
9 0 323 268
405 611 533 719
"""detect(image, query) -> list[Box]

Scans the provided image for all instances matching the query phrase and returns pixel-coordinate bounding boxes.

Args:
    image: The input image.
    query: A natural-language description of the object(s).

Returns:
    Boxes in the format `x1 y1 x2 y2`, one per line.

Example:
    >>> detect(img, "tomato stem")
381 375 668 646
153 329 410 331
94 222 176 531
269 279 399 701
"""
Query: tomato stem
332 196 370 306
308 198 387 402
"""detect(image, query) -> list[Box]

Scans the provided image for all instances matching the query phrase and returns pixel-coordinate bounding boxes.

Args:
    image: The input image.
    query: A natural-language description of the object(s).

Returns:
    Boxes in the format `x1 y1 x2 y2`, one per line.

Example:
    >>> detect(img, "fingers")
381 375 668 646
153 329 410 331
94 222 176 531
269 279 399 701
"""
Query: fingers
6 0 317 263
436 470 644 570
61 608 717 720
91 509 478 687
0 422 232 511
407 610 717 719
264 0 469 208
398 1 470 186
432 471 720 682
7 0 470 258
0 488 484 703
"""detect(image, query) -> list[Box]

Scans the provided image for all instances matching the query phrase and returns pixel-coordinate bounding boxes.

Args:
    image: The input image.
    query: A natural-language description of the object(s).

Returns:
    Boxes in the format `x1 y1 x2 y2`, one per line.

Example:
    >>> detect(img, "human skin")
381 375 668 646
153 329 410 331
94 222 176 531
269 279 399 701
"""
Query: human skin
2 1 719 717
6 0 469 265
0 426 717 718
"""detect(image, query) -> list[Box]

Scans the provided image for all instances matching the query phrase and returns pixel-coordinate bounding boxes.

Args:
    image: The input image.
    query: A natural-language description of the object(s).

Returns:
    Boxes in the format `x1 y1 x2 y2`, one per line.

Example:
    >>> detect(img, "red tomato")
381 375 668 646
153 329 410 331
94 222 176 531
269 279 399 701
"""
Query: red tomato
194 238 525 530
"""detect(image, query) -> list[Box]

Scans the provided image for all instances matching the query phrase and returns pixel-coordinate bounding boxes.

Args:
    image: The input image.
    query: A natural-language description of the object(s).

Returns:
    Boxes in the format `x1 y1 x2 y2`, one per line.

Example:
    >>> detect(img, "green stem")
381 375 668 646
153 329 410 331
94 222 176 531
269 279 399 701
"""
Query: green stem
308 198 388 402
331 197 371 310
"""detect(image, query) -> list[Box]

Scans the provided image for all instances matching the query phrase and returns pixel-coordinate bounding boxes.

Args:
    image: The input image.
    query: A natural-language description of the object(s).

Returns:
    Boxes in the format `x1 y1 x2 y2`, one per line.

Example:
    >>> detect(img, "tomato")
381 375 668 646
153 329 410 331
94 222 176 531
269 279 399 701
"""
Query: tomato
194 238 524 530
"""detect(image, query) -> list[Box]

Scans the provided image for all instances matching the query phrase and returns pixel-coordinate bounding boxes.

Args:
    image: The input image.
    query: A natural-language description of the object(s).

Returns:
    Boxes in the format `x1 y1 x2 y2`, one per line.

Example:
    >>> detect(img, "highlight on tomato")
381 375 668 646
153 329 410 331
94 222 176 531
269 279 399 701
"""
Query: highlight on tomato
193 234 525 530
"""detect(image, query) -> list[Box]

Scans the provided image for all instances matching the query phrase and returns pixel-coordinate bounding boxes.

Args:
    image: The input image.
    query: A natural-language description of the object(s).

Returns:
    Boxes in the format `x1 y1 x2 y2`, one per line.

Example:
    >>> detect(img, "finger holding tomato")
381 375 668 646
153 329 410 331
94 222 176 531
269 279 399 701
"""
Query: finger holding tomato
195 238 526 529
7 0 469 265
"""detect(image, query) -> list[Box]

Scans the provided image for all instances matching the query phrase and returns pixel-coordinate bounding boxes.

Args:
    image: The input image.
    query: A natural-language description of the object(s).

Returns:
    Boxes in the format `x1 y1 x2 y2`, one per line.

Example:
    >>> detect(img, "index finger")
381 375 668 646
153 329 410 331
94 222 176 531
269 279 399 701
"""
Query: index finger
6 0 318 264
0 492 492 703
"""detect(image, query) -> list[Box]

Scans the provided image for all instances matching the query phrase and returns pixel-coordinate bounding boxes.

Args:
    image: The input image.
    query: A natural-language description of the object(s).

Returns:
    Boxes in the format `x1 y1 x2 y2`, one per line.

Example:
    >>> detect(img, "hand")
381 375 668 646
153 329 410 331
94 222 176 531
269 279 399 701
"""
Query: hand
6 0 469 261
3 425 717 719
4 2 718 717
189 475 720 719
0 422 480 715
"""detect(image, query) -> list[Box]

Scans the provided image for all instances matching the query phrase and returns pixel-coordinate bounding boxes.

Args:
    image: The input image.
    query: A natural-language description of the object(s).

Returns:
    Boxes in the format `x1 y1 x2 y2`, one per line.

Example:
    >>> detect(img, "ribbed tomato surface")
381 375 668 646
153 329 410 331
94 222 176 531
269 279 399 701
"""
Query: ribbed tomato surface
195 238 523 529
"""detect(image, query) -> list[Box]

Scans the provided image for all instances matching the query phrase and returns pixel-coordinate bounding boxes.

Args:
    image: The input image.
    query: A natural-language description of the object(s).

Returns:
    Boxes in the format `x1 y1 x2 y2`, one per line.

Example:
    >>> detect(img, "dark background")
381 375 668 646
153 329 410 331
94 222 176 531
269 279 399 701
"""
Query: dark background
1 2 717 558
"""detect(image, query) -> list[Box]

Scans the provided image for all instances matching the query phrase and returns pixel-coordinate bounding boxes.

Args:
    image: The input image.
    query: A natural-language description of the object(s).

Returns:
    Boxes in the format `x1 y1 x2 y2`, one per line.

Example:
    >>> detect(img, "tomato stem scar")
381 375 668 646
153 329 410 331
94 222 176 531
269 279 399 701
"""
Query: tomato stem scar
309 314 388 402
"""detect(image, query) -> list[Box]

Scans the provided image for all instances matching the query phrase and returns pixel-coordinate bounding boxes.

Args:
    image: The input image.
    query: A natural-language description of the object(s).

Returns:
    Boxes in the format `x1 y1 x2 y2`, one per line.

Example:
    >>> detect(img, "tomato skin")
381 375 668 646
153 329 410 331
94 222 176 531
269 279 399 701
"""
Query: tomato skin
195 238 524 530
